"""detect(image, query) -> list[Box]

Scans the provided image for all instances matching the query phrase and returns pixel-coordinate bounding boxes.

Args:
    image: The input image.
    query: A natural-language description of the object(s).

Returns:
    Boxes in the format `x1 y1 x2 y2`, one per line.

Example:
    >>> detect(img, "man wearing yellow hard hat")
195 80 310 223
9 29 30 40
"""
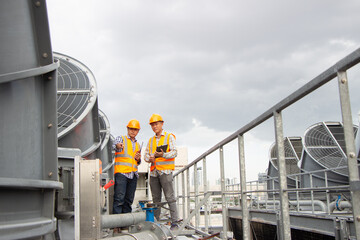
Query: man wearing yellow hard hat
144 114 180 230
113 119 142 222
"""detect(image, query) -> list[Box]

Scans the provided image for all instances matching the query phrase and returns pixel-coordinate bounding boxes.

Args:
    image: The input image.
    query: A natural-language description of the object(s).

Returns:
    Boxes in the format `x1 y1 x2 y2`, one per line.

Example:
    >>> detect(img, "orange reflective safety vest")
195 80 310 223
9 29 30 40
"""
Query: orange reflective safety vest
114 136 140 174
149 132 175 171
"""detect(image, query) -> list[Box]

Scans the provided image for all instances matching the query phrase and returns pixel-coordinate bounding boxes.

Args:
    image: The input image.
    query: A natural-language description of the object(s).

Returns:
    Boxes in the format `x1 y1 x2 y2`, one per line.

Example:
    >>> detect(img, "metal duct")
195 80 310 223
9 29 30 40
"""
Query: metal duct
300 122 358 188
55 52 101 159
267 137 302 198
0 1 62 239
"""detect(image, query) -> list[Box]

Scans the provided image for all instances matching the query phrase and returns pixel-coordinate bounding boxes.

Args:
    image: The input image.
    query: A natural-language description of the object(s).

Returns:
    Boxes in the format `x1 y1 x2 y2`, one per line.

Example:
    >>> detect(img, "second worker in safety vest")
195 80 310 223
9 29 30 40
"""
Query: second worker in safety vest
113 119 141 215
144 114 180 230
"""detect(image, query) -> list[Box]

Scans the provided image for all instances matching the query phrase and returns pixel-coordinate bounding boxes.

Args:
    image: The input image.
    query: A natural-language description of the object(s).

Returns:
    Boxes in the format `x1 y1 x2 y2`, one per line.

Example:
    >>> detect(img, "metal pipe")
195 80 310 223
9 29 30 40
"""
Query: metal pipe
101 212 146 229
244 184 350 193
329 201 352 213
105 232 161 240
102 160 114 173
258 200 327 212
293 200 326 212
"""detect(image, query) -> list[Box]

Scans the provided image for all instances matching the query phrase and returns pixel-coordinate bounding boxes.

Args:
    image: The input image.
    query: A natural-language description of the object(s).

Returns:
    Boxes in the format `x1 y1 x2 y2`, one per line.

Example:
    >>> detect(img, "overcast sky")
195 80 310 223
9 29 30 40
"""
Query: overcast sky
47 1 360 181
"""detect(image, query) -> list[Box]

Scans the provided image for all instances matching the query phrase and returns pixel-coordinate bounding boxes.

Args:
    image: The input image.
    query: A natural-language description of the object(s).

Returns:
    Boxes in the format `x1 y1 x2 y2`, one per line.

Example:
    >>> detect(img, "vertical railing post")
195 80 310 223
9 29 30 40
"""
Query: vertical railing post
203 157 209 232
274 111 291 240
194 163 199 229
310 174 315 213
272 179 276 209
175 174 179 209
186 168 191 222
232 184 235 208
257 181 260 210
337 71 360 239
295 175 299 212
219 146 228 239
265 178 268 210
182 172 186 220
249 182 253 210
325 171 330 214
238 134 251 240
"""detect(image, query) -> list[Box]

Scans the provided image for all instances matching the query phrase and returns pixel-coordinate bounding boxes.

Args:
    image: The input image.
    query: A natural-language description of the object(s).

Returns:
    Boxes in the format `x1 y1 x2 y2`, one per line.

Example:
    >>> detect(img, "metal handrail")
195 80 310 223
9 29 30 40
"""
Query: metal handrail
173 47 360 240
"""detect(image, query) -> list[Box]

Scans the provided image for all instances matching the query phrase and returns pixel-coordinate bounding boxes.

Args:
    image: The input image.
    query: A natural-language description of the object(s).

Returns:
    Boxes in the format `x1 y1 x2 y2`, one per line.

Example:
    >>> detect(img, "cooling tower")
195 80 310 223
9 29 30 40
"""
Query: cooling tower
55 52 101 160
300 122 358 188
0 1 62 239
99 109 114 177
267 137 302 198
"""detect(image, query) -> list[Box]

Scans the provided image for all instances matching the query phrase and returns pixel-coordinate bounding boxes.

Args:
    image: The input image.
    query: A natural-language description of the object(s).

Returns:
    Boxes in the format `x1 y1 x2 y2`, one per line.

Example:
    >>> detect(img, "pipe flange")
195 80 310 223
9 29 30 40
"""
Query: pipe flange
129 221 173 239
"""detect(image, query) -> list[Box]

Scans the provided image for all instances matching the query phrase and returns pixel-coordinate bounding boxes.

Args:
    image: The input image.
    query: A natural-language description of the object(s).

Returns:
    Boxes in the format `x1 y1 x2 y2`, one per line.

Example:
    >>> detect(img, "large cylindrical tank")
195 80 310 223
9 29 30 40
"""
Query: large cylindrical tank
300 122 358 188
267 137 302 199
0 1 62 239
55 52 101 160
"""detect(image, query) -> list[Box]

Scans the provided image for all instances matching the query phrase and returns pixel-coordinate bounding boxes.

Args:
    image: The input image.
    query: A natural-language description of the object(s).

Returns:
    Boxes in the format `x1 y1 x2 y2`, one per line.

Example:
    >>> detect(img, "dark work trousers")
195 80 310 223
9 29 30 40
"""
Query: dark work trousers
150 172 178 222
113 173 138 214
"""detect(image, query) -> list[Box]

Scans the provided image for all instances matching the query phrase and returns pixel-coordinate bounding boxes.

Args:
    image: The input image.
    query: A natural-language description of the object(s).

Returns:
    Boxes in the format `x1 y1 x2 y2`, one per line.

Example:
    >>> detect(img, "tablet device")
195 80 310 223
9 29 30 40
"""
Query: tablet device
156 144 168 153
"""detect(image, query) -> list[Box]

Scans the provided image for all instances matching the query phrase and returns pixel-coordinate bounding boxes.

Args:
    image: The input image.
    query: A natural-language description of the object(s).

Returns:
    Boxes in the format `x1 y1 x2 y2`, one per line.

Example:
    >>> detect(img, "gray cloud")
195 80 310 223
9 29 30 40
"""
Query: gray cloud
48 1 360 166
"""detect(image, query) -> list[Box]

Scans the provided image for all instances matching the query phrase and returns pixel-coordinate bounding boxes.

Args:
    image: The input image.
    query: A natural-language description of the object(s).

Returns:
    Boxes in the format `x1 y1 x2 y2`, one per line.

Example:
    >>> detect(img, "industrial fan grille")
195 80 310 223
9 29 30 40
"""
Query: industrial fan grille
303 122 358 176
54 52 97 138
270 137 302 179
99 109 111 151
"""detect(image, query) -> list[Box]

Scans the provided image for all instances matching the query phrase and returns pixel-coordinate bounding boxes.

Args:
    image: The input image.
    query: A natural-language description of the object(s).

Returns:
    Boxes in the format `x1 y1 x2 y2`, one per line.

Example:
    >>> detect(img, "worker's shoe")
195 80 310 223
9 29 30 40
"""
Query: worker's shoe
170 223 179 231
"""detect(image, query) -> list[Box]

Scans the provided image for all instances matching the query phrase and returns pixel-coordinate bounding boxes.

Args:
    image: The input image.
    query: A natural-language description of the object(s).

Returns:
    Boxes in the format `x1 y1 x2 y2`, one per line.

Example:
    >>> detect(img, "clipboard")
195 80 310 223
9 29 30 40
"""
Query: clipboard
156 144 168 153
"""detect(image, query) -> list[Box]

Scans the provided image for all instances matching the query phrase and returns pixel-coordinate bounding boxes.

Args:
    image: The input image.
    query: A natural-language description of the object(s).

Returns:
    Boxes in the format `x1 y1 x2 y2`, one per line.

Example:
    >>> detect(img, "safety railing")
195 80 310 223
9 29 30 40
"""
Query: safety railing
233 165 356 214
173 47 360 240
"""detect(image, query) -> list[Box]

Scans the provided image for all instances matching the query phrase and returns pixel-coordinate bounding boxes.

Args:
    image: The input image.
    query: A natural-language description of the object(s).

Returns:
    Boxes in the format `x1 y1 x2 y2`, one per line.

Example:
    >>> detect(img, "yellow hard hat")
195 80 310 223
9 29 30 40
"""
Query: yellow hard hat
127 119 140 129
149 114 164 124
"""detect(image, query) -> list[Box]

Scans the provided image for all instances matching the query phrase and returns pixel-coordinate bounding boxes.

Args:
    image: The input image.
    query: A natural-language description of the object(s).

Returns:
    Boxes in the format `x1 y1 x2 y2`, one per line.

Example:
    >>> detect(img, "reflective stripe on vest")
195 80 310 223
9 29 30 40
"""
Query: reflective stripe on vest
114 136 139 174
149 132 175 171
